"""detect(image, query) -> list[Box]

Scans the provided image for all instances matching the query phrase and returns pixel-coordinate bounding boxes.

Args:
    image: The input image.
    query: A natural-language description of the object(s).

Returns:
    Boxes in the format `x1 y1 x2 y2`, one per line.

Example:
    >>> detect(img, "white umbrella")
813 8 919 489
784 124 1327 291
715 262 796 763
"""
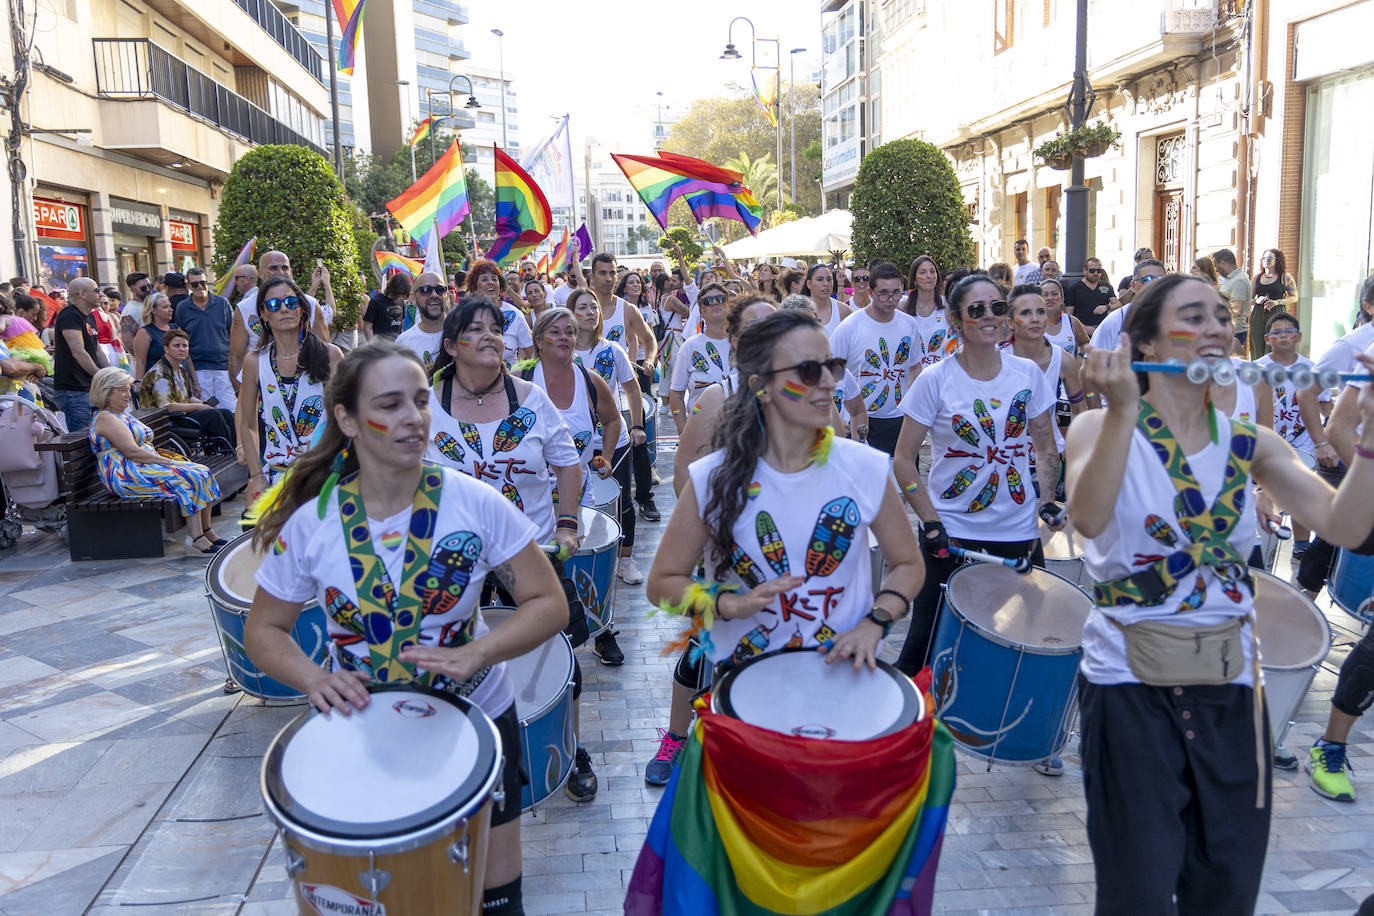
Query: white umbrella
720 210 853 260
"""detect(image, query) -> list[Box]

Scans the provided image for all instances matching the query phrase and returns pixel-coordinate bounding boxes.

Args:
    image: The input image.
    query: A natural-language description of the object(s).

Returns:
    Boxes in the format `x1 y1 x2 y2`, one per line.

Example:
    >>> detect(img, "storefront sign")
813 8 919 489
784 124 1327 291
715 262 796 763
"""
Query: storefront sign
33 196 85 242
109 198 163 236
822 135 862 189
169 220 197 250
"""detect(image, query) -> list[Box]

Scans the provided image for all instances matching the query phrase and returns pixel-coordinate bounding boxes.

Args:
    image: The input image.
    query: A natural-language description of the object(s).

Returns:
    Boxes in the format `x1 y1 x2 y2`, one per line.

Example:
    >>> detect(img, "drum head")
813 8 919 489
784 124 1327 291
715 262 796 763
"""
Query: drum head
1040 520 1086 561
207 531 266 610
945 564 1092 651
264 689 498 839
578 506 622 553
479 608 574 718
1253 570 1331 669
713 649 923 740
588 475 619 505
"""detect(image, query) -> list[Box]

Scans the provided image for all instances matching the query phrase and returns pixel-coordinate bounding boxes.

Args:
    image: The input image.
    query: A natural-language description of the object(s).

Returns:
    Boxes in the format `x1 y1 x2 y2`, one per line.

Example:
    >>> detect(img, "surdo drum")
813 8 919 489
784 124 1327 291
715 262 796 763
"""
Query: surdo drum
1252 570 1332 746
563 506 621 637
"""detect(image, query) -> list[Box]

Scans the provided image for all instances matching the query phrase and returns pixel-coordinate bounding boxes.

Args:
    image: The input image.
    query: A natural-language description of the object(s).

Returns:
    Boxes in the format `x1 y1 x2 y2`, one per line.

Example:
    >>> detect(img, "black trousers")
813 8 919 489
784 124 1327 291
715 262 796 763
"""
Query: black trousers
611 443 635 548
895 535 1045 676
866 415 904 456
1297 462 1346 593
1079 678 1271 915
631 365 655 503
1334 617 1374 718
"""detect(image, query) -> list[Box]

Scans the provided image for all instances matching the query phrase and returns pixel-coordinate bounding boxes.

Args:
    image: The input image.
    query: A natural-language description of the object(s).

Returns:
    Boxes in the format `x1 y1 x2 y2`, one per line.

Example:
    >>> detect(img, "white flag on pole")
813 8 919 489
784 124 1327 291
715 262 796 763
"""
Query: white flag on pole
424 217 444 276
521 115 575 211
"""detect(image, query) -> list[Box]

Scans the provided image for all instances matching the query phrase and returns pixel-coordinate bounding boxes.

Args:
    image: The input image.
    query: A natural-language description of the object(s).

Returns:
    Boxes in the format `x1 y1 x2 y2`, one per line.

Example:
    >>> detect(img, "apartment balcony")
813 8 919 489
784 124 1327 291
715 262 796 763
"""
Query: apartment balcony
137 0 324 91
414 0 470 25
231 0 325 81
93 38 324 179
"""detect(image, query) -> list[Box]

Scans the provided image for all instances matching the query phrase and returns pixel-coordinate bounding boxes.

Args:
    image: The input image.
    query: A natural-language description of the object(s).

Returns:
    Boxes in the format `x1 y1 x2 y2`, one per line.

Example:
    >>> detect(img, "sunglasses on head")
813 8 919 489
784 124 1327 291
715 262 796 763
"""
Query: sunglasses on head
964 299 1009 319
765 357 847 387
701 295 726 305
415 284 446 297
263 296 301 313
189 281 208 289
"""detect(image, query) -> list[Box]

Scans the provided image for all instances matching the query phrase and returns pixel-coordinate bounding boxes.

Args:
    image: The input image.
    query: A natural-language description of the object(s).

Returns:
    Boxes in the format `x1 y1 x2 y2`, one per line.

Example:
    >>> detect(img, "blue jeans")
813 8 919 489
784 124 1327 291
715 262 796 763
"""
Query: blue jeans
54 389 94 430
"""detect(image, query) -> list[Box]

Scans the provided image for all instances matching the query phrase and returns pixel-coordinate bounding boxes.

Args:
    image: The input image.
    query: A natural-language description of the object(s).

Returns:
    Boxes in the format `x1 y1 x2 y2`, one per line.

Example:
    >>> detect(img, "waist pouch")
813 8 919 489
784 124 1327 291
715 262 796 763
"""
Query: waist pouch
1110 615 1245 686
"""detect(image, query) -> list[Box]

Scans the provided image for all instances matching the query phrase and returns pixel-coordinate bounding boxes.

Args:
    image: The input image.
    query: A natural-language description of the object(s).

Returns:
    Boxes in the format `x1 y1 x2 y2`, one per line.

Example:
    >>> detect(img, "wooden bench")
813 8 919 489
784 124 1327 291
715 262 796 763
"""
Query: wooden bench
36 407 249 561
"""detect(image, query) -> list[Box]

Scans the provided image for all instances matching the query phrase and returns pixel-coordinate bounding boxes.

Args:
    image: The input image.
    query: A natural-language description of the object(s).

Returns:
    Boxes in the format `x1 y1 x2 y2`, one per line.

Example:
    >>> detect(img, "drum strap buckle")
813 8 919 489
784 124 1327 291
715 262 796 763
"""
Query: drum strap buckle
359 850 390 897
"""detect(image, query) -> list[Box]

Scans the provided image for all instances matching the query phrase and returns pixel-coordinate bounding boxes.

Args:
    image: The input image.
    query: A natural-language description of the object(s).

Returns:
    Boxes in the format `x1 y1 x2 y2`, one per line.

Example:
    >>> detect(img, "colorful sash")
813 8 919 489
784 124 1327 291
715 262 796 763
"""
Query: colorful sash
337 464 443 684
257 346 326 480
1092 402 1256 608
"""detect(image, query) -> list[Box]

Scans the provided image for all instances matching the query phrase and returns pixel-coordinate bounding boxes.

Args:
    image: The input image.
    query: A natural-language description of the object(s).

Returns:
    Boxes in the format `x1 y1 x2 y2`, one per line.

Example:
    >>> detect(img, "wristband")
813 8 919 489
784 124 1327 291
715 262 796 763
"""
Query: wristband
875 588 910 613
1357 444 1374 461
631 425 645 432
1067 390 1087 404
864 608 894 639
556 518 579 531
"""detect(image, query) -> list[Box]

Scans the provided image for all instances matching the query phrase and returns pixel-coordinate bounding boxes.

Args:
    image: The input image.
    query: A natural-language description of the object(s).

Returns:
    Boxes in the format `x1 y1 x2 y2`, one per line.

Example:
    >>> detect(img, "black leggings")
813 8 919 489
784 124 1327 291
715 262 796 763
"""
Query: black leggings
632 366 655 503
1333 624 1374 718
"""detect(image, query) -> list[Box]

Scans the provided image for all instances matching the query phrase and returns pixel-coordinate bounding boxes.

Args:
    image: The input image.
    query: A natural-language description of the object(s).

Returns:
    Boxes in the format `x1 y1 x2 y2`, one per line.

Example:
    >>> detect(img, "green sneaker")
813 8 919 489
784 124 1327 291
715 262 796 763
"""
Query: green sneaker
1306 742 1356 802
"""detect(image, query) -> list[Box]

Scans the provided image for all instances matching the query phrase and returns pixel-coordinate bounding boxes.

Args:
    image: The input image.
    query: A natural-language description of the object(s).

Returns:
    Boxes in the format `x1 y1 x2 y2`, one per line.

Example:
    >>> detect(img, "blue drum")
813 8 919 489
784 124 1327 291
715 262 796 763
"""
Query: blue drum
481 607 576 809
930 562 1092 763
620 393 657 466
206 532 330 703
563 506 621 636
1330 548 1374 624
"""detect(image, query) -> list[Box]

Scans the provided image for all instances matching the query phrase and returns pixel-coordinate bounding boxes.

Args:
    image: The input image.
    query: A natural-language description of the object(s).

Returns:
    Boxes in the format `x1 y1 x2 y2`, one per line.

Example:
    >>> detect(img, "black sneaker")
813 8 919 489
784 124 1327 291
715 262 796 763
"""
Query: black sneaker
565 747 598 802
638 497 661 521
594 630 625 666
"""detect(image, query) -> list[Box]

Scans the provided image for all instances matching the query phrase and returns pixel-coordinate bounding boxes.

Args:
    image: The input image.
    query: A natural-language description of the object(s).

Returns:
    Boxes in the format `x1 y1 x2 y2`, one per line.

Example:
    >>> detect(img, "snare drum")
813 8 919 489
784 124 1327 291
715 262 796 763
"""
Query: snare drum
712 648 924 740
563 506 622 636
1041 521 1090 591
1253 570 1332 745
1330 548 1374 624
930 563 1092 762
206 532 330 703
480 608 576 809
261 688 502 916
587 473 620 519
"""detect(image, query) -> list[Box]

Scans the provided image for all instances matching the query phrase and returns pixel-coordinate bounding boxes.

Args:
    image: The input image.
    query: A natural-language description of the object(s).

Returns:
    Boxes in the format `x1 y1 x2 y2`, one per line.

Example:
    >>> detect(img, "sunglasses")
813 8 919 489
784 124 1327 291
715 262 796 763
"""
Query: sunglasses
415 284 447 296
1137 274 1161 285
263 296 301 313
701 295 727 306
766 357 847 386
964 299 1009 319
852 274 870 283
1085 268 1104 275
189 281 208 289
135 284 151 294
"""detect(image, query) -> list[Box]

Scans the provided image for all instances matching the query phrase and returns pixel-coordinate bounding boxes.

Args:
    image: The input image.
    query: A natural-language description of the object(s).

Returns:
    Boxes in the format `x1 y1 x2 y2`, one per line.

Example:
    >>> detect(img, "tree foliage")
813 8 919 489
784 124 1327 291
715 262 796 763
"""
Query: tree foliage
850 139 975 274
723 151 779 212
656 227 704 272
211 145 367 329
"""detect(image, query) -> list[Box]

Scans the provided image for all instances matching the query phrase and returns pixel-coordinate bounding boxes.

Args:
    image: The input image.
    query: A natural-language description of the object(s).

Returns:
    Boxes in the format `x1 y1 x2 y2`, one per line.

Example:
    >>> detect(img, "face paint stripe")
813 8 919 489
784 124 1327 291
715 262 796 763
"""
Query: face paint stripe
1168 329 1198 344
365 419 389 439
780 379 808 402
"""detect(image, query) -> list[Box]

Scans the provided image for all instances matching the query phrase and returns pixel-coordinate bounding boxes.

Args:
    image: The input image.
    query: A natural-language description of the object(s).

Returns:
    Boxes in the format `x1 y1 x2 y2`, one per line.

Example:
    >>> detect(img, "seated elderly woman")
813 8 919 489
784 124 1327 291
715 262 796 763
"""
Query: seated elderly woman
137 327 235 452
88 367 224 554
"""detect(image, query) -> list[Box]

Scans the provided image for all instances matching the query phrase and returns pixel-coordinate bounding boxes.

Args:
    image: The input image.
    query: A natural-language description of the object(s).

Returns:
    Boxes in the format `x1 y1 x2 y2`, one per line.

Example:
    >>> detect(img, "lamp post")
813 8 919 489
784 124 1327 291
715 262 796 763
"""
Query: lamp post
323 2 343 176
491 28 508 148
396 79 415 180
655 91 664 150
1062 0 1095 287
423 77 482 258
789 48 805 206
720 16 783 211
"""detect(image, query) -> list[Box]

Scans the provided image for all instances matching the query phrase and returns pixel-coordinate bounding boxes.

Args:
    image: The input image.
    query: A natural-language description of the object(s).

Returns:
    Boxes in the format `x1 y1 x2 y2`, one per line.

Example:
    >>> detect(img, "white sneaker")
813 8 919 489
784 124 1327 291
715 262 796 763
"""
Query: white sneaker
617 556 644 584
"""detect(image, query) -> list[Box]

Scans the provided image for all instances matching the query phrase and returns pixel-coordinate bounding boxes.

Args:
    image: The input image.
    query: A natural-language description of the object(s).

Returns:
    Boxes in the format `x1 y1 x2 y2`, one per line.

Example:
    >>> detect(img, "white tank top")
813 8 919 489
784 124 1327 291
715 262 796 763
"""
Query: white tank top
1046 313 1077 356
255 348 326 481
601 297 629 351
1038 344 1066 452
819 297 845 337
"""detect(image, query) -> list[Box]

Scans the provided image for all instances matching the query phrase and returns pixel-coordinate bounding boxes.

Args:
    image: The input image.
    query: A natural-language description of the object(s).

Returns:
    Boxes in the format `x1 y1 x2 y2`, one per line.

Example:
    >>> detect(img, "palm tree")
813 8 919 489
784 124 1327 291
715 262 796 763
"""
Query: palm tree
724 151 780 209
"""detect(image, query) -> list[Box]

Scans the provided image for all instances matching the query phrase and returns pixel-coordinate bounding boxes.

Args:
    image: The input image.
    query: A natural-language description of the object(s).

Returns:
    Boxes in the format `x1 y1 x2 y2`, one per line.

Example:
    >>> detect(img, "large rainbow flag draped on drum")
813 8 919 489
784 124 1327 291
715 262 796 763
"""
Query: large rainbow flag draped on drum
625 672 955 915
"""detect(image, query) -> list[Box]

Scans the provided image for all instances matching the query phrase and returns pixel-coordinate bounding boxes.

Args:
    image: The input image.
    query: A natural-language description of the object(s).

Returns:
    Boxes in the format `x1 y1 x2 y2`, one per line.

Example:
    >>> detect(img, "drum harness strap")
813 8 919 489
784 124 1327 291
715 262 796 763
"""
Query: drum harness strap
1091 401 1267 808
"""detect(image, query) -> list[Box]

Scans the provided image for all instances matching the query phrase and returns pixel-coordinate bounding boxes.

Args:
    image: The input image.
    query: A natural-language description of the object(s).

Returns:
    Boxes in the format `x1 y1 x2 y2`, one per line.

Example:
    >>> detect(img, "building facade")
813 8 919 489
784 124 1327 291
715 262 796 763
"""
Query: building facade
820 0 873 209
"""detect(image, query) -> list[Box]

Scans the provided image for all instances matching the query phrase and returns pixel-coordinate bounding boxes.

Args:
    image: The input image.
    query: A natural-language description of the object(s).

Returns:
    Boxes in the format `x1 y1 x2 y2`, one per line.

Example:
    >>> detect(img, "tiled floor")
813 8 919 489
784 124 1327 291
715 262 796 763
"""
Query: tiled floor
0 429 1371 915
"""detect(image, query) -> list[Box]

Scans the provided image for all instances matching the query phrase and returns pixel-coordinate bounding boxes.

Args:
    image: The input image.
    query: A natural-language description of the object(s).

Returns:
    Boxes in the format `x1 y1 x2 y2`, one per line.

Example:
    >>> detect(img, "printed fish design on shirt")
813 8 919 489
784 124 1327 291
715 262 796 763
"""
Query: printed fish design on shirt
860 380 878 401
501 310 516 332
951 415 980 447
324 586 363 633
805 497 860 578
492 407 536 453
941 465 980 499
573 431 592 455
264 424 280 447
705 341 724 371
434 431 465 463
869 387 889 412
271 406 291 442
731 544 765 588
606 326 624 344
1144 515 1178 547
733 621 776 664
691 351 710 375
1003 389 1032 439
973 399 996 441
878 337 891 367
294 395 323 439
785 626 804 649
1006 466 1026 504
500 482 523 511
893 337 911 366
755 511 790 576
926 330 946 357
1178 575 1207 612
967 471 999 512
459 421 483 458
593 348 616 381
419 531 483 618
864 348 882 371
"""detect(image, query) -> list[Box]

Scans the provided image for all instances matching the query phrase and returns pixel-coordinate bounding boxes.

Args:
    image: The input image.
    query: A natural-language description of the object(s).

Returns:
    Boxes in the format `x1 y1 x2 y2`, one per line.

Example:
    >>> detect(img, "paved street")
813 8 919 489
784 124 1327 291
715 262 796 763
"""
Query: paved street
0 430 1371 915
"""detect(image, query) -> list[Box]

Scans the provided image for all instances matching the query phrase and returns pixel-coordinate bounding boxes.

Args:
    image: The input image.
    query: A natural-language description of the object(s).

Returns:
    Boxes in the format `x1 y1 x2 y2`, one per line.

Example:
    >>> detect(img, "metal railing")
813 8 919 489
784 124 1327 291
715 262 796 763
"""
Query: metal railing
93 39 325 157
231 0 325 83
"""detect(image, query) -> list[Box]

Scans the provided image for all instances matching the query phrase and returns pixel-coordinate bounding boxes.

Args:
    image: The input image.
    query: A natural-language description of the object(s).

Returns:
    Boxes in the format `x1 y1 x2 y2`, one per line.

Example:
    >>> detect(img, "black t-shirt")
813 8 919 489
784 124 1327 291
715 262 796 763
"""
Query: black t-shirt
1064 280 1116 329
364 292 404 339
54 304 101 391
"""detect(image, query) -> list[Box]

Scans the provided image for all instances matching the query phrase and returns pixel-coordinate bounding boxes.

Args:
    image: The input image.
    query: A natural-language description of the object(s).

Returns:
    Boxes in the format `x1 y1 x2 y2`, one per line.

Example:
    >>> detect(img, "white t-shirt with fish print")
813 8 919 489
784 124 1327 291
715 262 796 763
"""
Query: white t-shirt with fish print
828 308 919 420
688 437 887 666
670 332 732 411
910 305 959 367
900 350 1055 541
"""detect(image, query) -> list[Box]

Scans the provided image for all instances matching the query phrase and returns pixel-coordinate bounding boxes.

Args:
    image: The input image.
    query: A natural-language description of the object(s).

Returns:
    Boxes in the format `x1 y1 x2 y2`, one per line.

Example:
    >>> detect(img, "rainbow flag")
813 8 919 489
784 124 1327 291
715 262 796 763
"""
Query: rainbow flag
611 151 764 236
331 0 367 75
213 236 256 298
752 67 779 128
375 249 424 279
409 116 435 148
549 226 572 271
487 146 552 267
385 138 471 248
625 670 954 916
536 253 550 276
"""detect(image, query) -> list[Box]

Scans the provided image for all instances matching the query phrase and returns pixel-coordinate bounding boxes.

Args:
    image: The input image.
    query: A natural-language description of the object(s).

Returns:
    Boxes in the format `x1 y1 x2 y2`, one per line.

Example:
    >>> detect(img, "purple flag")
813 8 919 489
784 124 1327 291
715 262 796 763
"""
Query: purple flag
575 223 595 262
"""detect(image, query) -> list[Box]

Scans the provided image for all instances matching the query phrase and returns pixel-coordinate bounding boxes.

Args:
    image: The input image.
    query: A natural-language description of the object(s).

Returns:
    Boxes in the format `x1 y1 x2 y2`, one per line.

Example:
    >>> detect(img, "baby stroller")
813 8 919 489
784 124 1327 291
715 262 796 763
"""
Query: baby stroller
0 394 68 547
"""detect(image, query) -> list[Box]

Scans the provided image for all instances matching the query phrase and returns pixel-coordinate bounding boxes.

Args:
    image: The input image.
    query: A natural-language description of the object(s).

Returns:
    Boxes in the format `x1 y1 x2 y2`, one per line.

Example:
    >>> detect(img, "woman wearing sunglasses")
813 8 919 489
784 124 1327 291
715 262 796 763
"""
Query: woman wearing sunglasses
668 283 732 435
848 266 873 310
891 275 1063 689
645 309 924 776
238 276 343 504
1004 284 1088 477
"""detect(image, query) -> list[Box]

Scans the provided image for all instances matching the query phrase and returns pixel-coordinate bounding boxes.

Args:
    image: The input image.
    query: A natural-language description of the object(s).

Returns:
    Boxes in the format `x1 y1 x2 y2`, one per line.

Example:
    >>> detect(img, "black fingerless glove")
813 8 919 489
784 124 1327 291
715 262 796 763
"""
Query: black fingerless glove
921 519 949 558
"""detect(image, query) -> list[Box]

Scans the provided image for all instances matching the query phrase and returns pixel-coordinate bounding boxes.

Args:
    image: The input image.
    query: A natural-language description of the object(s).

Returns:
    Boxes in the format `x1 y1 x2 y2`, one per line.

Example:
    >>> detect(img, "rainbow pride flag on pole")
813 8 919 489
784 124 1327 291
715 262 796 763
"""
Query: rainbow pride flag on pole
625 671 954 916
385 138 471 249
213 236 256 298
330 0 367 75
549 226 572 272
487 146 552 267
752 67 780 128
374 249 424 279
409 116 435 148
611 151 764 236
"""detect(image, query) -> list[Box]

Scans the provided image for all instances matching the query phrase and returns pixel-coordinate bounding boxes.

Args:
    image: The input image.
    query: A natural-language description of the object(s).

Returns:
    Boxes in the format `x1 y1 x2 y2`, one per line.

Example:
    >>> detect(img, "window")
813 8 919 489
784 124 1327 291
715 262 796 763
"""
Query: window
995 0 1014 53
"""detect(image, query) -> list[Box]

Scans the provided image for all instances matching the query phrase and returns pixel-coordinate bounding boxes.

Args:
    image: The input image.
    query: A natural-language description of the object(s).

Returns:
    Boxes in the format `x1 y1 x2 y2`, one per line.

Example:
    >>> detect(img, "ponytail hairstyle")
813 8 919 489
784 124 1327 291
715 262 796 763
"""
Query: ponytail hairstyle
255 276 333 384
253 340 425 549
429 295 506 384
703 309 824 580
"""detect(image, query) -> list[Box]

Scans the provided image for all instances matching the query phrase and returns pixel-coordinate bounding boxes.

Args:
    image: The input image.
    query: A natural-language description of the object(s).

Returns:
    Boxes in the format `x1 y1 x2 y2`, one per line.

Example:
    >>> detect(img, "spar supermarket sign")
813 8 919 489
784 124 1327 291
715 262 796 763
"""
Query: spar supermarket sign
34 197 85 242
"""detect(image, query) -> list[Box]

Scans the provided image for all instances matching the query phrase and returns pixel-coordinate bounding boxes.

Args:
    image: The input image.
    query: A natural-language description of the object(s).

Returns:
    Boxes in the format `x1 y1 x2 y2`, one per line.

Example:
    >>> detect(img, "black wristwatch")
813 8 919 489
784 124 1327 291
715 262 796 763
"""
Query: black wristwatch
864 608 894 639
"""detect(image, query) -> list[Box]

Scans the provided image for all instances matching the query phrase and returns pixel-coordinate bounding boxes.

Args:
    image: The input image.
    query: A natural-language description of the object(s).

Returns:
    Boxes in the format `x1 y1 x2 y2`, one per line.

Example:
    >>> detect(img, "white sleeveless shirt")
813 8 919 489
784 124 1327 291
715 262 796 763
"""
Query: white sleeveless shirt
255 348 326 481
532 361 597 506
1045 313 1077 356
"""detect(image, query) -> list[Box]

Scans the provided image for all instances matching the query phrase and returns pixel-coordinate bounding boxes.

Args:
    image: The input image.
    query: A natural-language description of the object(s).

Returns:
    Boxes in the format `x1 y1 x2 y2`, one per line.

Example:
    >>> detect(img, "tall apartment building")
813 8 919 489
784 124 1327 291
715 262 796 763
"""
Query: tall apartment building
19 0 329 290
819 0 873 209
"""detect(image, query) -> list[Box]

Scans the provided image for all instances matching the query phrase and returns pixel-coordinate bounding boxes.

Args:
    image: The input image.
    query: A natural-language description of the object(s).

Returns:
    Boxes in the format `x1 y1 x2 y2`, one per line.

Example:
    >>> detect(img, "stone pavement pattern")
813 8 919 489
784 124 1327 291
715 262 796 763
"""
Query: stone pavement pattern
0 433 1371 915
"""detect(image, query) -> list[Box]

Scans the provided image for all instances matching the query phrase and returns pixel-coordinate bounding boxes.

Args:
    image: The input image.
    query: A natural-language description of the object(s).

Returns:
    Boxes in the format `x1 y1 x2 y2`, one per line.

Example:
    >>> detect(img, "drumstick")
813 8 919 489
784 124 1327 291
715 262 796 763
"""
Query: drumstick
949 546 1033 574
1131 358 1374 390
522 638 554 702
1265 516 1293 540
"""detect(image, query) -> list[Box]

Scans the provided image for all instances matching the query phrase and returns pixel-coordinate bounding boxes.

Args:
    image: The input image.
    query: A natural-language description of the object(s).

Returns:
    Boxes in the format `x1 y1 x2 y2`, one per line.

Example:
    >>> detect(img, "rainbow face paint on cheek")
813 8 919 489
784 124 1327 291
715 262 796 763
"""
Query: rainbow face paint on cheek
1168 329 1198 344
780 379 808 402
365 419 390 440
455 334 473 347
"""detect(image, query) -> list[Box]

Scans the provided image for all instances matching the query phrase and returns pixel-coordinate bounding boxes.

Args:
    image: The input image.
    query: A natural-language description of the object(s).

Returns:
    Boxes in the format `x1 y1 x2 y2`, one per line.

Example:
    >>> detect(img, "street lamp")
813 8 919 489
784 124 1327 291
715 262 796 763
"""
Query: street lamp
655 91 664 150
395 79 416 180
719 16 783 211
421 75 481 262
491 28 508 148
1062 0 1096 286
789 48 805 206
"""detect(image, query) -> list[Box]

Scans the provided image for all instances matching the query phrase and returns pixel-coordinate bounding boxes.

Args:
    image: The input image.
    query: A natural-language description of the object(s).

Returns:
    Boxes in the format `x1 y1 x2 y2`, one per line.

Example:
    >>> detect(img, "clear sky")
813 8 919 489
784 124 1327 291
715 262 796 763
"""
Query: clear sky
460 0 824 154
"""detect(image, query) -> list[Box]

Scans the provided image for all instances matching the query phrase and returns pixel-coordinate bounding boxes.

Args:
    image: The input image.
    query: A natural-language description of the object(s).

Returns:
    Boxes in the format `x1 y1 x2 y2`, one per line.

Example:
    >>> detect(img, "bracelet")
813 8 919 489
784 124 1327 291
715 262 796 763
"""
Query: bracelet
1357 444 1374 461
631 424 646 432
875 588 910 613
1067 390 1087 404
556 518 579 532
250 472 266 480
